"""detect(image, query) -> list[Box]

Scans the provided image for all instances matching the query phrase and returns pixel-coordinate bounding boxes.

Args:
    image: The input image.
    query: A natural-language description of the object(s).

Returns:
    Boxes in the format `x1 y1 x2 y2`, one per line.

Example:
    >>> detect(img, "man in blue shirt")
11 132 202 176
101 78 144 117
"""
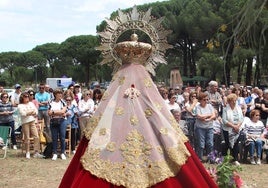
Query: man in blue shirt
35 83 51 137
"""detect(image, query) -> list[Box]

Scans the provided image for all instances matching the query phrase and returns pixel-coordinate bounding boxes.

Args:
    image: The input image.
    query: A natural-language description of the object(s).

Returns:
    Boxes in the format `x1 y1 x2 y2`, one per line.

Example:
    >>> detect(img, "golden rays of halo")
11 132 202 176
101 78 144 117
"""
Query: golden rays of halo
96 5 173 75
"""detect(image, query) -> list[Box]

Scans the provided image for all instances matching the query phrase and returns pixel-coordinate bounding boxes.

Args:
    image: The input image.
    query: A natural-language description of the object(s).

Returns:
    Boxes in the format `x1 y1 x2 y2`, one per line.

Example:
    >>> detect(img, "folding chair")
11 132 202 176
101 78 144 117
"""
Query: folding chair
0 126 11 159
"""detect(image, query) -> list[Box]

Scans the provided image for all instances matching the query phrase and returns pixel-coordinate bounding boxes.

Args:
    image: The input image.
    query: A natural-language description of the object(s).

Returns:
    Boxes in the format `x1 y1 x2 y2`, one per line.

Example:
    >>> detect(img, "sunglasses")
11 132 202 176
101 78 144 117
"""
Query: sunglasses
23 95 29 98
29 93 34 96
86 93 91 96
39 87 45 89
66 99 71 101
2 96 8 99
202 98 209 101
191 95 197 98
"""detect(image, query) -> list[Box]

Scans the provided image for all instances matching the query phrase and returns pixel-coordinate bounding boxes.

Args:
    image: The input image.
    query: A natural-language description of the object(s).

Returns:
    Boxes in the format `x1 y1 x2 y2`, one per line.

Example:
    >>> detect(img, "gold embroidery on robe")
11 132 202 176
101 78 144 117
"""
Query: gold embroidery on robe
144 77 152 88
99 128 106 136
160 127 168 135
118 76 125 85
130 115 139 125
84 116 101 140
144 108 153 118
106 142 116 152
115 106 124 115
154 102 162 110
81 129 190 188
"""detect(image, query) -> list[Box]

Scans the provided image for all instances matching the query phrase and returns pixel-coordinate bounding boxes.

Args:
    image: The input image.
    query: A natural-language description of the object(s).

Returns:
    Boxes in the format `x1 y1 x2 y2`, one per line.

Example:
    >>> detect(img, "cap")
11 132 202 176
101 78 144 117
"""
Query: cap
15 84 21 89
74 83 80 87
175 86 180 89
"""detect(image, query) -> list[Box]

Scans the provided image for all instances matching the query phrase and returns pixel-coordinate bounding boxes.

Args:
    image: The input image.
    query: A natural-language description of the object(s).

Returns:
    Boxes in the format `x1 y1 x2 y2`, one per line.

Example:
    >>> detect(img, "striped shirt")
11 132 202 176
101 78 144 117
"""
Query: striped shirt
244 120 265 137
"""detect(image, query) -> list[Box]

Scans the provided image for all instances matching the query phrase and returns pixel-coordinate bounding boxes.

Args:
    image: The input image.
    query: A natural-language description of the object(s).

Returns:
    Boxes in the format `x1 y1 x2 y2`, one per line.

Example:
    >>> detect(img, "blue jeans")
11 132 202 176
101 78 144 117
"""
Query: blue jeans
195 127 214 160
248 139 263 158
50 118 67 154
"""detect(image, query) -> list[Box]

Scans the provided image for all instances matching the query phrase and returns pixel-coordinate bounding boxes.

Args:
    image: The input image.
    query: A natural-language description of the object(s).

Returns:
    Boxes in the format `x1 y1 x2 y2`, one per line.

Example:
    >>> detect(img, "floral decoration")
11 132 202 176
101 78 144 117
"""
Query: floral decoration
206 151 244 188
124 84 141 99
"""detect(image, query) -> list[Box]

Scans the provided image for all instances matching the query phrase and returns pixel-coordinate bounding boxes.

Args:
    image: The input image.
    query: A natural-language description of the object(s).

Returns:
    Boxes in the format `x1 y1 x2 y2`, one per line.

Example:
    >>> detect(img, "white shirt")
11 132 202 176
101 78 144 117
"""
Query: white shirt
78 98 95 117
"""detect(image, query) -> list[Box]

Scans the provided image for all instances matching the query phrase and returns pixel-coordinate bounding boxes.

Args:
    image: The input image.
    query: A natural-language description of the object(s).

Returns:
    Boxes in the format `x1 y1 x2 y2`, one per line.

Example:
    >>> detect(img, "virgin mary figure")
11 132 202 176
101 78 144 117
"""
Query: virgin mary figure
59 6 217 188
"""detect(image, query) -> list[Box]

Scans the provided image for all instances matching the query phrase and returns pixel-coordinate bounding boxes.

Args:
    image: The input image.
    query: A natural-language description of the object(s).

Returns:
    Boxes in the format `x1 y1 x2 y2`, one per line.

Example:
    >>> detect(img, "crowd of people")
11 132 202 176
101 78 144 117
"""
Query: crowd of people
0 83 103 160
159 81 268 165
1 80 268 165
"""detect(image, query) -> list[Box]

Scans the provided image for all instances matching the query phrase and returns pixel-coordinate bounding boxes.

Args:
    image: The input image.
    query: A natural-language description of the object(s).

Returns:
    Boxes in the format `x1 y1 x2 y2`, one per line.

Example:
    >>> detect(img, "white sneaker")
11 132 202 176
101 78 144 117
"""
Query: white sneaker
52 154 57 161
26 152 30 159
256 158 261 165
250 158 256 165
233 161 240 166
61 153 66 160
33 153 44 158
13 145 17 150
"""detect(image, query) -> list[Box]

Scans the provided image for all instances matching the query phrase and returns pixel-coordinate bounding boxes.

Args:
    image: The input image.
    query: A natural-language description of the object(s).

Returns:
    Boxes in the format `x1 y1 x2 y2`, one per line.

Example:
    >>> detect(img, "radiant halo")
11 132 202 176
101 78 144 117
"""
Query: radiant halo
96 5 173 75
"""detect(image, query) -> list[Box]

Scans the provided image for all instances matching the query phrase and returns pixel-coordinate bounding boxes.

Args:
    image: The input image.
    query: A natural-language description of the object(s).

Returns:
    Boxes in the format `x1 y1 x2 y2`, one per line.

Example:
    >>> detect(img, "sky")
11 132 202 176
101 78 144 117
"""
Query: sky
0 0 166 53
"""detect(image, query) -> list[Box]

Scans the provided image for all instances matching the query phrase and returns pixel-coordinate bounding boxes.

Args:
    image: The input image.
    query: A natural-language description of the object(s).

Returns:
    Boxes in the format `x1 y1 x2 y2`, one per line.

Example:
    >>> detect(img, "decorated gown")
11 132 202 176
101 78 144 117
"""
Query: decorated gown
59 6 217 188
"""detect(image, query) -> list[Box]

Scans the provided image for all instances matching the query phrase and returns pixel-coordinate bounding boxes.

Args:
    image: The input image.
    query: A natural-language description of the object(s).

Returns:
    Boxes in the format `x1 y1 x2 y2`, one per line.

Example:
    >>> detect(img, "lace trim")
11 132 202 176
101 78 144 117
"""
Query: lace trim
81 129 190 188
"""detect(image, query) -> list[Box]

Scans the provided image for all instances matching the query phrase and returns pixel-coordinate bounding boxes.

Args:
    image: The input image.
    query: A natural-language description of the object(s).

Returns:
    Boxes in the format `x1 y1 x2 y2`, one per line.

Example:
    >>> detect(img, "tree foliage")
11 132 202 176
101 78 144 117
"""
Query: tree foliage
0 0 267 88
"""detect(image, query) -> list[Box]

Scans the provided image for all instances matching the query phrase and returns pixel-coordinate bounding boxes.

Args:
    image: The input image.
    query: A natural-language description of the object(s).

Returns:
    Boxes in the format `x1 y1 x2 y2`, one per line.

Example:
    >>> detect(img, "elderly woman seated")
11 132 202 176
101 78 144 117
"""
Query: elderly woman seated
244 109 265 165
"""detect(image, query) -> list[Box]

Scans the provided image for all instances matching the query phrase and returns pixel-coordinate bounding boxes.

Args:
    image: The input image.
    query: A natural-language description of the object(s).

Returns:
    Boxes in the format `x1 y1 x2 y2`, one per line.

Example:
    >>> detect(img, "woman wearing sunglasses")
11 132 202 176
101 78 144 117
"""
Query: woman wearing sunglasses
18 92 43 159
78 89 94 140
195 92 216 161
0 92 17 150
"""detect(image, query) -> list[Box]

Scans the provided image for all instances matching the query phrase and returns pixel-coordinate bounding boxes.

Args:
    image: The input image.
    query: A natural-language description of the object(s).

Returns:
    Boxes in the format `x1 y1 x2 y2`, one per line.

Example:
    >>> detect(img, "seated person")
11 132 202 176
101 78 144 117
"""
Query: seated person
244 109 265 165
171 109 188 136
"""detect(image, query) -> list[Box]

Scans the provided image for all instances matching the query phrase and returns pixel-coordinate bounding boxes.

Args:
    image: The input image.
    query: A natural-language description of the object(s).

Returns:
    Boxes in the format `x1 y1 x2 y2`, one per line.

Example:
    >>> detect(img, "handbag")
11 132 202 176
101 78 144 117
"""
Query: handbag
39 131 46 144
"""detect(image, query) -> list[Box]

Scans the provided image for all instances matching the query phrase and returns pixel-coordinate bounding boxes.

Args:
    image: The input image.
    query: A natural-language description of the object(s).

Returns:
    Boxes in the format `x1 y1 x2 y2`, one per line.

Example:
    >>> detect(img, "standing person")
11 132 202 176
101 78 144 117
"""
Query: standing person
222 93 244 165
185 91 198 148
78 89 94 140
92 88 102 110
205 80 222 114
48 89 67 160
232 87 247 116
180 91 190 120
10 84 22 147
195 92 216 161
73 84 82 104
166 93 181 111
0 92 17 149
65 95 79 154
10 84 22 107
35 83 51 137
244 109 265 165
260 89 268 125
17 92 43 159
242 88 254 117
160 88 169 103
28 90 38 109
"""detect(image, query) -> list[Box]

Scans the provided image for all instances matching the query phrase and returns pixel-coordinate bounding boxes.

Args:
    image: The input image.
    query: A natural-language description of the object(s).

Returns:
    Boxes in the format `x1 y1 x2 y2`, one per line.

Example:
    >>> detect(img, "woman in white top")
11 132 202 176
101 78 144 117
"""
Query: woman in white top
78 89 95 140
222 93 244 165
195 92 216 160
166 93 181 111
48 88 67 161
18 92 42 159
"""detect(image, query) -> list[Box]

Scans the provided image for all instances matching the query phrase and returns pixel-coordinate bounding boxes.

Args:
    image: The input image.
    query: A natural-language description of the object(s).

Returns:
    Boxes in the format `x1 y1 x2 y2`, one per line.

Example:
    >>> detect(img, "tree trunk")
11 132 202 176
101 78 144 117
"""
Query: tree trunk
245 58 253 85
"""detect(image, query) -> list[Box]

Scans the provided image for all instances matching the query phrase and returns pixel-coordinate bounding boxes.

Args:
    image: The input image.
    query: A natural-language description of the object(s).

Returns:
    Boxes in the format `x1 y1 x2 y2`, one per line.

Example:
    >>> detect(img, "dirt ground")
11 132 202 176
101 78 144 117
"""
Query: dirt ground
0 149 267 188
